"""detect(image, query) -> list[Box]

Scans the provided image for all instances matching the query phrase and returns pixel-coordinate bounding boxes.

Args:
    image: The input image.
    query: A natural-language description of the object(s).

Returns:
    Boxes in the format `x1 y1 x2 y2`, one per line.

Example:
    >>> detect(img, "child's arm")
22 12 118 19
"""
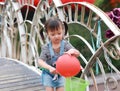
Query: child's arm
38 59 57 74
65 48 80 57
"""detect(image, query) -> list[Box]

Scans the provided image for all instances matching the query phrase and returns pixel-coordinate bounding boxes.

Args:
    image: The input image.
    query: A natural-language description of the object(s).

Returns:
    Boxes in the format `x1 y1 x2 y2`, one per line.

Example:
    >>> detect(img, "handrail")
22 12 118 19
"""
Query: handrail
1 1 120 91
82 35 120 76
53 1 120 35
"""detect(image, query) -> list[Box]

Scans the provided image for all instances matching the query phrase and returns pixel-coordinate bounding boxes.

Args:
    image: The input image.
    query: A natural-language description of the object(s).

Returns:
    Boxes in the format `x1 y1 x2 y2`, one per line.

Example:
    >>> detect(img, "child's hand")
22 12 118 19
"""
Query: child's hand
64 49 80 57
48 66 57 74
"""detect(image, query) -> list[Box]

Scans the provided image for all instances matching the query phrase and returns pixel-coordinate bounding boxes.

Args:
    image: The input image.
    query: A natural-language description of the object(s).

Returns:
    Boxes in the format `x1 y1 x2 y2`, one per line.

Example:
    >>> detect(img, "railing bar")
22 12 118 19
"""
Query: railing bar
93 20 97 32
16 40 20 60
13 31 18 59
90 68 98 91
74 4 78 22
87 10 93 28
67 4 72 22
80 5 85 23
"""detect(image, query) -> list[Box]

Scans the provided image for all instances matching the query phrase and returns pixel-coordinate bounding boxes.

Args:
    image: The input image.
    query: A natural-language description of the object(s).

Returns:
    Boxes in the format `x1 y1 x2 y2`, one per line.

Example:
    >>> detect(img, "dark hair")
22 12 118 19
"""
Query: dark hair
44 17 62 32
40 17 68 41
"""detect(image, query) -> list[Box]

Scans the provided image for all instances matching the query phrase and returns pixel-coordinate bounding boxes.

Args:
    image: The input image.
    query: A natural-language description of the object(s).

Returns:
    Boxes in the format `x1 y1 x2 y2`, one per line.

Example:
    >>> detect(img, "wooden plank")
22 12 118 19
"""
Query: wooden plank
0 58 45 91
0 72 34 78
0 75 40 84
0 79 43 90
0 73 37 81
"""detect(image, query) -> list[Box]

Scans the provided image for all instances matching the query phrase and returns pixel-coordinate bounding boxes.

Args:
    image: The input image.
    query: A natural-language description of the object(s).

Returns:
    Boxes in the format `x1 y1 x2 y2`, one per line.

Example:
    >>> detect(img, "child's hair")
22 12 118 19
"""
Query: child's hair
40 17 68 41
44 17 68 35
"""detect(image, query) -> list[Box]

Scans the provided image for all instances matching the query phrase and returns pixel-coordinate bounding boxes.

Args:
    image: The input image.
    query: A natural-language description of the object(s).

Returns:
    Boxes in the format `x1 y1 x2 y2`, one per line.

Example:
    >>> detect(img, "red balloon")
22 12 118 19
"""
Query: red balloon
56 54 82 77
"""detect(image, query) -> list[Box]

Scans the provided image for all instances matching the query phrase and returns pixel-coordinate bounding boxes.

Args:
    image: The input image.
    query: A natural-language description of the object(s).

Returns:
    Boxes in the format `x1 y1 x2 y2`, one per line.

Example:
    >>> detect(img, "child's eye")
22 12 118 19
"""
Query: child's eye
51 34 55 36
58 33 61 35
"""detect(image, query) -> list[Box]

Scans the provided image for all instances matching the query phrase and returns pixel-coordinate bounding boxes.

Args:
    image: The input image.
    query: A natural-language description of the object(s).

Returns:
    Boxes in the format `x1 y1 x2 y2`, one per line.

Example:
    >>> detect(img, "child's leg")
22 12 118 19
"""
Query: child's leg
46 87 54 91
56 86 64 91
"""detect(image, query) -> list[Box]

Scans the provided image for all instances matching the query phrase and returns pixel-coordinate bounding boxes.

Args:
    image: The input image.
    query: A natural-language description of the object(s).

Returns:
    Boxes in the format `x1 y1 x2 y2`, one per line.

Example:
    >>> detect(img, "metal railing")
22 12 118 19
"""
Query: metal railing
0 0 120 91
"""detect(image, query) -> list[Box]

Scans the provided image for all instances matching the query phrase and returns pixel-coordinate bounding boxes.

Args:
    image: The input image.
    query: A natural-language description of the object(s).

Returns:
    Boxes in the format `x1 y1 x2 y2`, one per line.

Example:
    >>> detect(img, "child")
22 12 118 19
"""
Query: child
38 17 80 91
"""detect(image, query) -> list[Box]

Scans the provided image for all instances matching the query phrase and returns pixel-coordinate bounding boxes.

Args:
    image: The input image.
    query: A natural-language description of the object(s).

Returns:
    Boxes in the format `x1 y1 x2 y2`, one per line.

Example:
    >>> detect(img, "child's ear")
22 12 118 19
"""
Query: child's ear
63 21 68 36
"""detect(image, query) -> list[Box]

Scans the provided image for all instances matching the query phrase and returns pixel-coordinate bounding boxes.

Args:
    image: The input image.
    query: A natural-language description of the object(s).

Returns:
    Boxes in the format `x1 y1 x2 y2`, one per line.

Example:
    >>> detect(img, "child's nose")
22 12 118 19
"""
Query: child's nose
55 35 59 38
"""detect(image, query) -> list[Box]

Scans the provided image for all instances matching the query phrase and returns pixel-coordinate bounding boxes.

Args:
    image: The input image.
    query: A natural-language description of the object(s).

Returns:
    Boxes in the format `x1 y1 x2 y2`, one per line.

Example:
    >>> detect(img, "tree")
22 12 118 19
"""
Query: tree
95 0 120 12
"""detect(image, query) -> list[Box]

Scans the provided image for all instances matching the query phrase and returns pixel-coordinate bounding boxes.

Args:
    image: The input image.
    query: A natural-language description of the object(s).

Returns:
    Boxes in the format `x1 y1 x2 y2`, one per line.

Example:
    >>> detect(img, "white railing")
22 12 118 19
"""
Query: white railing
1 0 120 91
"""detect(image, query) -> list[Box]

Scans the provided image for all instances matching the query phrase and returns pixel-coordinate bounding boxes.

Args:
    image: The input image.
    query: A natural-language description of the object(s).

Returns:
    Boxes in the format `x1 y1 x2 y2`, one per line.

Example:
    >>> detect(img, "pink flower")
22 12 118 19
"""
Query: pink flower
113 8 120 17
105 8 120 38
105 29 114 38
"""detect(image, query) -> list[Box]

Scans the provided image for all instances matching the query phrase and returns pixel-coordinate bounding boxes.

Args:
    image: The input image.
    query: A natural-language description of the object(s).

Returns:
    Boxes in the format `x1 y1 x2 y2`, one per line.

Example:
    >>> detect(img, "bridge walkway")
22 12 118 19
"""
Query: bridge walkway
0 58 45 91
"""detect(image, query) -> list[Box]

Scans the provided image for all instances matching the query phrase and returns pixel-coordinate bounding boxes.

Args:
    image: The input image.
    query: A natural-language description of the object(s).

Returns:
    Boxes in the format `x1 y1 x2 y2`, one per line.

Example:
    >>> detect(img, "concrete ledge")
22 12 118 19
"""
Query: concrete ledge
89 73 120 91
89 73 120 85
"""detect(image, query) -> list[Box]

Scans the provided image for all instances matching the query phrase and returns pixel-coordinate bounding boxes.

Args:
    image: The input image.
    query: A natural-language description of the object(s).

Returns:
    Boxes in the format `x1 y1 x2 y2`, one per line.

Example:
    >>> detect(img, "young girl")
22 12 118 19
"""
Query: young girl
38 17 80 91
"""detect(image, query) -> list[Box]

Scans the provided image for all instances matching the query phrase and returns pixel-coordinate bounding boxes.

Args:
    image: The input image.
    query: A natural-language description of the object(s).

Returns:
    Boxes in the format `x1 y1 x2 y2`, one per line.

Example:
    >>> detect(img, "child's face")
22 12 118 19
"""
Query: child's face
47 27 63 44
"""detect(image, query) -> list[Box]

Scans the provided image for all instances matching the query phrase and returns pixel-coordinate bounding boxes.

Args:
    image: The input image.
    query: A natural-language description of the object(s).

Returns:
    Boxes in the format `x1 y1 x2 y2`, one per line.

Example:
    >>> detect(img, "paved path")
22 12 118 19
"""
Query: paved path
0 58 45 91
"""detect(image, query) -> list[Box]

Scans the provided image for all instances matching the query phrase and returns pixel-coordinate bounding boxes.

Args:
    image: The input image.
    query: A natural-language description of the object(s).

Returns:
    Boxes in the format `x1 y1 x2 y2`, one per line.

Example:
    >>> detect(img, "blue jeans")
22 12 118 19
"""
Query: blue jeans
41 70 65 87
